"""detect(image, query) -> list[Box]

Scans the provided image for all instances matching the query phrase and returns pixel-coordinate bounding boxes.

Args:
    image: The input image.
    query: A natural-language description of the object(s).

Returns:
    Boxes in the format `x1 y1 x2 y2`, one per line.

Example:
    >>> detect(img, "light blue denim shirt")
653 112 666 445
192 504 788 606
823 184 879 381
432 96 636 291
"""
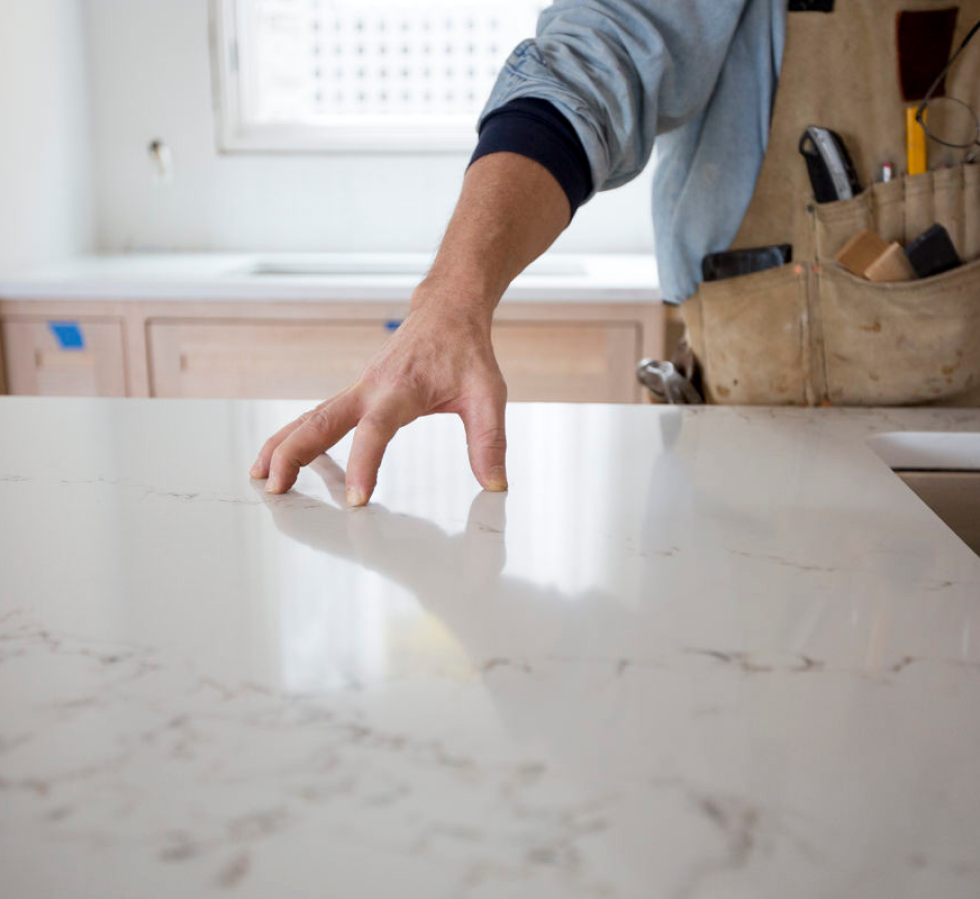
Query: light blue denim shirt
480 0 787 303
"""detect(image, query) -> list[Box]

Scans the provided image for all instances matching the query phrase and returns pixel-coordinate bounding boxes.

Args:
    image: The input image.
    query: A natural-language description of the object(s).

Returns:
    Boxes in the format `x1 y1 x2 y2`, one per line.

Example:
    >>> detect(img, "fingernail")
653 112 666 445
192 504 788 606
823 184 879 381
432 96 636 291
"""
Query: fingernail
265 477 283 494
487 466 508 492
347 486 368 507
249 460 264 478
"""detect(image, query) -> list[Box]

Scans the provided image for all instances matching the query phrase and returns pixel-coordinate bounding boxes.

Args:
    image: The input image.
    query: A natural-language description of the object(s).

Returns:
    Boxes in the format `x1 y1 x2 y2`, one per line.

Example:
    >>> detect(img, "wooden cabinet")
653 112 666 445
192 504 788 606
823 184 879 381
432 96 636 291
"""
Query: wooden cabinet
148 319 393 399
1 299 663 403
492 322 640 402
0 317 126 397
147 317 644 403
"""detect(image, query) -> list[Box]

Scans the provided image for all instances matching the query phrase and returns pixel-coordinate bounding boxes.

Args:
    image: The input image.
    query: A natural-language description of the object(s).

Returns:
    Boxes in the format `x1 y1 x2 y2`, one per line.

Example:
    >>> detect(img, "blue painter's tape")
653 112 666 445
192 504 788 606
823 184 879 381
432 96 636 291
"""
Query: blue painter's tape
49 321 85 350
385 319 403 332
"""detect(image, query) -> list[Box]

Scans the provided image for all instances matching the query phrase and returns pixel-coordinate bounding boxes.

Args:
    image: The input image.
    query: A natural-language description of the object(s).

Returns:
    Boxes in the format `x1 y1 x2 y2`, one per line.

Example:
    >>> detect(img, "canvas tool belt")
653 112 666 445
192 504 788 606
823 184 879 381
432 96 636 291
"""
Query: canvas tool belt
681 0 980 406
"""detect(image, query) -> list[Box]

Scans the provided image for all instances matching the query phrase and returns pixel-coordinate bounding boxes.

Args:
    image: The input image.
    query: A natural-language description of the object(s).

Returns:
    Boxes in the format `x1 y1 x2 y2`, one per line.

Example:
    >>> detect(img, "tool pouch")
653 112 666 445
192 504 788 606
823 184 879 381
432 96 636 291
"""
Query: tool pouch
684 161 980 405
682 262 812 404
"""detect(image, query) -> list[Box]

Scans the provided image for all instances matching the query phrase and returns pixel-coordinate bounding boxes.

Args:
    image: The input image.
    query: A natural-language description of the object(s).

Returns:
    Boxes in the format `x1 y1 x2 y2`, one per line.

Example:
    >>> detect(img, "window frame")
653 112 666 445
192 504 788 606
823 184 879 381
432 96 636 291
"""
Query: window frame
209 0 497 153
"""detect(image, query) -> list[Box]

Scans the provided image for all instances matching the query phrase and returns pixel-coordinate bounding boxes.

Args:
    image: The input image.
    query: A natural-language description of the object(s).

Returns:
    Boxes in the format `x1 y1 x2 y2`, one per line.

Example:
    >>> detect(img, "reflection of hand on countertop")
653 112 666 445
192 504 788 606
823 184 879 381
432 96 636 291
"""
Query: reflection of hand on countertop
256 455 509 596
253 455 634 660
254 455 656 765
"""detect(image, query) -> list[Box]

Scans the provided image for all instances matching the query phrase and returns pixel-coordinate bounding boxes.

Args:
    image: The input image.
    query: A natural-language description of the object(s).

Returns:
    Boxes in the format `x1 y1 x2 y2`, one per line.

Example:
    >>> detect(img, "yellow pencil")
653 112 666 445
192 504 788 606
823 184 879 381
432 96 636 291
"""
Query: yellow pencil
906 106 927 176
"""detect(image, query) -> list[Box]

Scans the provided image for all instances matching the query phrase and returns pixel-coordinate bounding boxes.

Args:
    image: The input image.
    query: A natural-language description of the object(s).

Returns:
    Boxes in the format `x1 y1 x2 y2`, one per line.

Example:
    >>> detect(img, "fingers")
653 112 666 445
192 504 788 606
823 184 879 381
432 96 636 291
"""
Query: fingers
459 389 508 492
250 415 308 480
344 400 411 507
265 390 361 494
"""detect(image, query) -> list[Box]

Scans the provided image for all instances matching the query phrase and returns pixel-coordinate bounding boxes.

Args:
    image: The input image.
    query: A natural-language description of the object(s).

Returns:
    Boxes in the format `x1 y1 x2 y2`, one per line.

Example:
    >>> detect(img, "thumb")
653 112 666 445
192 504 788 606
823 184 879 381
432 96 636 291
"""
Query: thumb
460 389 508 492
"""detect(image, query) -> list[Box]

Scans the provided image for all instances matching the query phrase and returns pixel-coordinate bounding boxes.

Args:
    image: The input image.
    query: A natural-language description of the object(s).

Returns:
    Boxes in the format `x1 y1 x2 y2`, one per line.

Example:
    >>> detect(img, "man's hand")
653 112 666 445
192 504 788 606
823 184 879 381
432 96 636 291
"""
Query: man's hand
249 152 571 504
250 279 508 505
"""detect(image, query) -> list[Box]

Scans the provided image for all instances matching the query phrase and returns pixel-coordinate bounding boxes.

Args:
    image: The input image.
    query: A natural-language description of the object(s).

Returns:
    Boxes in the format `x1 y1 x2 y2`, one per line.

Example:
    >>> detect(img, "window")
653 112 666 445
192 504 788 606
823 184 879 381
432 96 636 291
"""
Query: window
211 0 546 152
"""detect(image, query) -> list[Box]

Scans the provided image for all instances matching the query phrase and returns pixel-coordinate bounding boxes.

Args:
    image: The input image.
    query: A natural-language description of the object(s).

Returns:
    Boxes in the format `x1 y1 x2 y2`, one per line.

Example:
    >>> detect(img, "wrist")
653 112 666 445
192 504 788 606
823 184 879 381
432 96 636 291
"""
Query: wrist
410 273 500 328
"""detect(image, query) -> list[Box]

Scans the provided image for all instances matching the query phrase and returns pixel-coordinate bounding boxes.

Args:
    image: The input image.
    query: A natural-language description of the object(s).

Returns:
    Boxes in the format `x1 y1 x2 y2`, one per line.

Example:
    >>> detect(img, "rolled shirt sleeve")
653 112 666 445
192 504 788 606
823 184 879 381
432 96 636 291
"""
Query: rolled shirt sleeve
471 98 594 216
478 0 786 302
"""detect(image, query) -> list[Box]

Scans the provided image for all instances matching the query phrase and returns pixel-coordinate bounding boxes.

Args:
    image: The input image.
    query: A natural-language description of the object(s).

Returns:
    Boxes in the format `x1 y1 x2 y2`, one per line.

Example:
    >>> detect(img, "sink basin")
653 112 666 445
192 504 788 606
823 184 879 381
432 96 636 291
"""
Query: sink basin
869 432 980 556
867 432 980 470
246 258 588 278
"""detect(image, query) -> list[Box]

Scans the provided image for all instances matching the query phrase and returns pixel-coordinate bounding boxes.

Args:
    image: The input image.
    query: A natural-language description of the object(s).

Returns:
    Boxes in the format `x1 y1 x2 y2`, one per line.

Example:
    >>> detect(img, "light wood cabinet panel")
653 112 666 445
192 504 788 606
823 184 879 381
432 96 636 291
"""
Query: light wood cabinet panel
148 319 394 398
1 318 126 397
148 318 642 402
492 322 640 402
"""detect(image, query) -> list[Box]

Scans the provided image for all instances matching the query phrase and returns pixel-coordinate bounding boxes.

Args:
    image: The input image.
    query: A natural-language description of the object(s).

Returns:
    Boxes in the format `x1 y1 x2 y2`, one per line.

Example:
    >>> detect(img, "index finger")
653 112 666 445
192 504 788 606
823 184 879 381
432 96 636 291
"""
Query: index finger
265 389 362 494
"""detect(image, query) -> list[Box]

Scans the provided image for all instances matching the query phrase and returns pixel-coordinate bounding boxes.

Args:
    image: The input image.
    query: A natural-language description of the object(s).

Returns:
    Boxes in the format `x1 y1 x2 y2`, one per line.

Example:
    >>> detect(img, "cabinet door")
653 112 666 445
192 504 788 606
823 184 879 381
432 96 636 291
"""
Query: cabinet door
492 322 641 403
1 318 126 397
148 320 393 398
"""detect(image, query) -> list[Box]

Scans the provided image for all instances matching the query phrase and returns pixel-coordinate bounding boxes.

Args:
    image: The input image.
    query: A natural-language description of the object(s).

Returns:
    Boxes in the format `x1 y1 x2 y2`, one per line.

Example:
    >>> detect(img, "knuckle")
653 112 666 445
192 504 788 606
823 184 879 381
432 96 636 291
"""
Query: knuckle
304 406 334 435
474 426 507 452
359 412 397 439
359 362 386 389
380 370 425 401
270 443 298 470
488 378 508 405
469 369 506 403
361 357 426 398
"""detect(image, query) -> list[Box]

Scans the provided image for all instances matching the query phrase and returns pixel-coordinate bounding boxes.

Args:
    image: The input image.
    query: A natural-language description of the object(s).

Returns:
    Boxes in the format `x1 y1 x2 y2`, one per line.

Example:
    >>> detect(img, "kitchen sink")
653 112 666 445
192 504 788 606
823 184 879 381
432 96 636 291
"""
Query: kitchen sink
246 258 588 278
869 432 980 556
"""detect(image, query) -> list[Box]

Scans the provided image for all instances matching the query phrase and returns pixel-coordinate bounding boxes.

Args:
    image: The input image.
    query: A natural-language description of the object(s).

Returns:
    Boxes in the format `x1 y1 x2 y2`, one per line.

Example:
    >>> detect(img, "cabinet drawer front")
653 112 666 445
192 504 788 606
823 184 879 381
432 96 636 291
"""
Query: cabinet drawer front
1 318 126 397
148 320 391 398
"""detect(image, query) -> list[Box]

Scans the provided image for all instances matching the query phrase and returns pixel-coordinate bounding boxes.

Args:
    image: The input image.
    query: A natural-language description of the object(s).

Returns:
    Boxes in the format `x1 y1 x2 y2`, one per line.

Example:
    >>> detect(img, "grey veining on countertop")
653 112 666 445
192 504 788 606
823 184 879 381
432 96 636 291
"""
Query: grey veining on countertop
1 399 979 898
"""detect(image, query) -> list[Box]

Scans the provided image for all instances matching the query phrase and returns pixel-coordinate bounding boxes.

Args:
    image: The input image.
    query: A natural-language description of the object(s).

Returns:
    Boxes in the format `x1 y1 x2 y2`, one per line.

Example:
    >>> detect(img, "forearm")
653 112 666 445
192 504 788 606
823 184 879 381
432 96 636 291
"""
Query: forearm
417 152 571 324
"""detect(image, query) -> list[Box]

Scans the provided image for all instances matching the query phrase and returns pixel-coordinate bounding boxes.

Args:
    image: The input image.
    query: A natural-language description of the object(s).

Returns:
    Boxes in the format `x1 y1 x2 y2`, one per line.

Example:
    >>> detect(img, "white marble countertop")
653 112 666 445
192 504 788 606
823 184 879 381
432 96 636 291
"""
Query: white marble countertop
0 252 661 304
1 398 979 898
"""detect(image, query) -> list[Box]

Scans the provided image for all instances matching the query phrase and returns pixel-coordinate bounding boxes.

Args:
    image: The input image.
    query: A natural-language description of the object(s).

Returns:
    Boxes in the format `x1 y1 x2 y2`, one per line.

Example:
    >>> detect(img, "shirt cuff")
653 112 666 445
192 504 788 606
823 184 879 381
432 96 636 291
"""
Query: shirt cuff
469 98 594 217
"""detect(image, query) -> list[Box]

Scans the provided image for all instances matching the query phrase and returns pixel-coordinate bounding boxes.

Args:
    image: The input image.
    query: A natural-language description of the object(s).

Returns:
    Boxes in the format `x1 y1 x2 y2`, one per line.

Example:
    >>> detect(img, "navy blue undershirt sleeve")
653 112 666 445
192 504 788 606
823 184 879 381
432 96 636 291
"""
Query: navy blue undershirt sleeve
469 98 594 217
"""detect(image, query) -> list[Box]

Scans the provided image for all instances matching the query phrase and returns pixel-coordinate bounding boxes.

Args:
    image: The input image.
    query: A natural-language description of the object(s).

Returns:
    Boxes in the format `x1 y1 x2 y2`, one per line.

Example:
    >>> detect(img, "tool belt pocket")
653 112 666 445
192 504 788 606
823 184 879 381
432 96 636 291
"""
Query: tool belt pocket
809 162 980 405
684 263 810 404
814 164 980 262
813 192 874 261
817 258 980 404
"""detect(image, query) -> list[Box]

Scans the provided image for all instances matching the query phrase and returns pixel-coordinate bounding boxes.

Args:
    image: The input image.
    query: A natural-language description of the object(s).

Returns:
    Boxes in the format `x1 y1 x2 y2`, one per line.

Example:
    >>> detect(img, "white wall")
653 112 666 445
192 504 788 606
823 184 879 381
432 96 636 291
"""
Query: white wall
0 0 94 272
84 0 654 256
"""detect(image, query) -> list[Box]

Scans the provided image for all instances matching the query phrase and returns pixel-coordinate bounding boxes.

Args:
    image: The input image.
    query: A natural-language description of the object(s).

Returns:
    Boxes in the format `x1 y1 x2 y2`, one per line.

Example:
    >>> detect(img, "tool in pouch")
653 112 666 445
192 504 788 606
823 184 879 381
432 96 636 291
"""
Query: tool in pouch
798 126 861 202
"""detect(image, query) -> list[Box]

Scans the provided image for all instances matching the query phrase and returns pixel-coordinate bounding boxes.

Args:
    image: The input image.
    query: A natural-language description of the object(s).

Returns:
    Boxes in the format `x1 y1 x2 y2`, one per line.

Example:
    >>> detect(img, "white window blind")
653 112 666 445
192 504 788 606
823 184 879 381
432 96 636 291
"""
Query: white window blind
212 0 546 151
